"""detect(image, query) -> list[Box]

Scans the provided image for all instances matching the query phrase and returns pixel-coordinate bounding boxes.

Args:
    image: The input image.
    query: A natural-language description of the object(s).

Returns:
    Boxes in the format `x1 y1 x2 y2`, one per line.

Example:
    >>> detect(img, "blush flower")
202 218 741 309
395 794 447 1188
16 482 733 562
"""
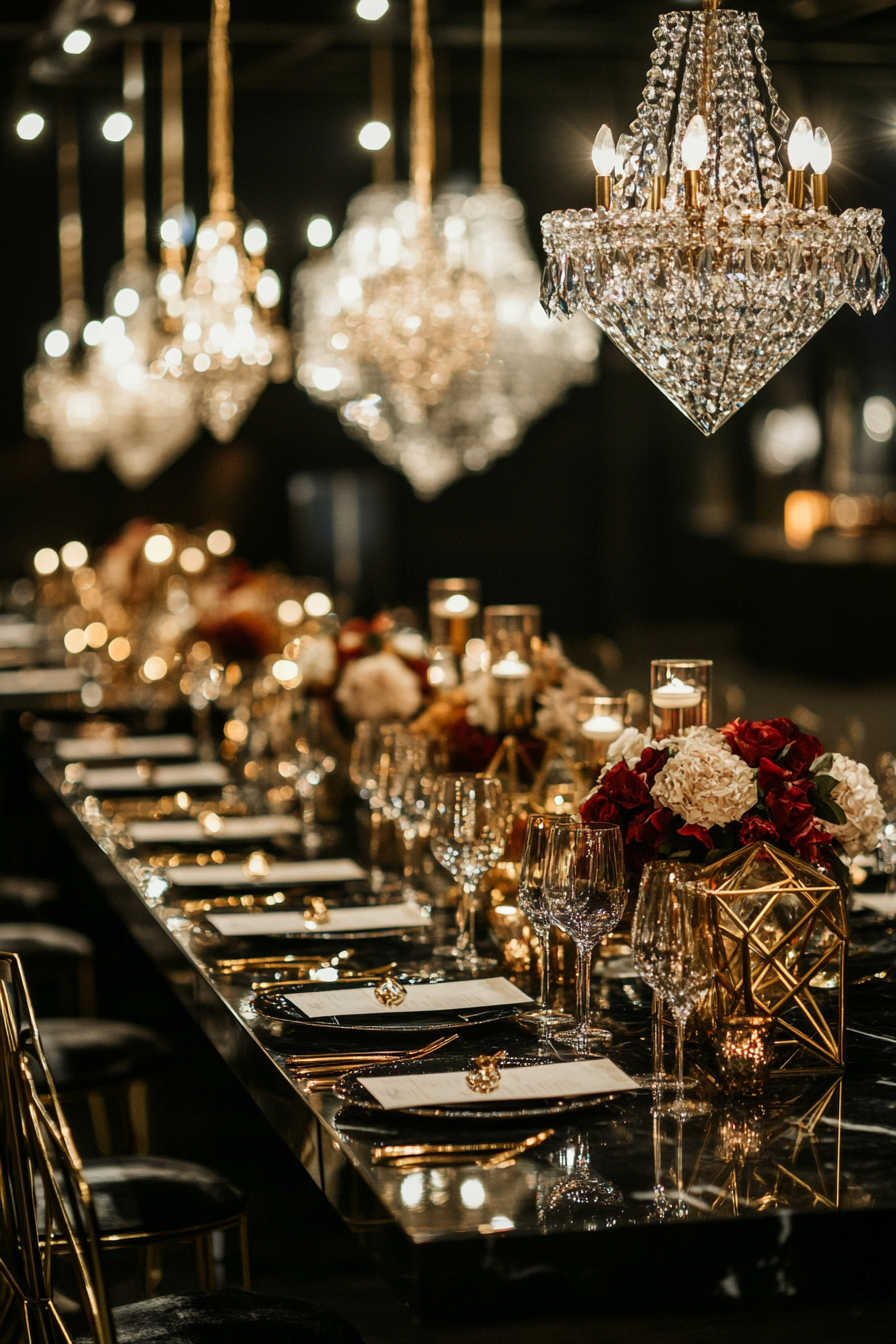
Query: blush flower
824 754 886 857
651 728 758 829
335 651 423 723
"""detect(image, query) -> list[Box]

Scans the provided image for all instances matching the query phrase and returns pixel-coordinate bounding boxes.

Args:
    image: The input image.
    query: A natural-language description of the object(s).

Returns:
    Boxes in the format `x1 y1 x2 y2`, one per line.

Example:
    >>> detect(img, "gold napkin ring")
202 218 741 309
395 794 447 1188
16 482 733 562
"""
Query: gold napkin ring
304 896 330 925
374 976 407 1008
466 1051 506 1094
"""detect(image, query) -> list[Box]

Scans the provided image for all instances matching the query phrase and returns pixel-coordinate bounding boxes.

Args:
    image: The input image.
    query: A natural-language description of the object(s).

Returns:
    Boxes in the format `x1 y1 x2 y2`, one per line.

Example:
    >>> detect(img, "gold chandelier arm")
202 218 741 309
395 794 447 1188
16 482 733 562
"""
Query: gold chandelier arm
480 0 502 188
162 29 184 216
55 93 83 310
410 0 435 224
123 42 146 261
208 0 235 216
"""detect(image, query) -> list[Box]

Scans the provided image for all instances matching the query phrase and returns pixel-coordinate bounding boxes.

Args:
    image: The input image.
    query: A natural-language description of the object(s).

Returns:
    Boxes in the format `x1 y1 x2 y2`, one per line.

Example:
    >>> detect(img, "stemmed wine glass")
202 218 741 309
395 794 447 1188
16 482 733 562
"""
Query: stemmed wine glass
544 822 626 1053
631 875 713 1119
516 815 577 1032
349 720 401 892
631 860 699 1086
429 774 505 971
386 735 445 904
293 699 336 856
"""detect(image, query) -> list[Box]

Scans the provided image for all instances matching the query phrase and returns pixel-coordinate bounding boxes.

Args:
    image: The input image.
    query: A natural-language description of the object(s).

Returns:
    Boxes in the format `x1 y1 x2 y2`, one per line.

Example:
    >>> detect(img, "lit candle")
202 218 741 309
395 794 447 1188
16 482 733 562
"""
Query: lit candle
580 714 624 743
592 123 615 210
491 653 531 680
810 127 832 210
651 677 703 709
681 113 708 208
429 593 481 620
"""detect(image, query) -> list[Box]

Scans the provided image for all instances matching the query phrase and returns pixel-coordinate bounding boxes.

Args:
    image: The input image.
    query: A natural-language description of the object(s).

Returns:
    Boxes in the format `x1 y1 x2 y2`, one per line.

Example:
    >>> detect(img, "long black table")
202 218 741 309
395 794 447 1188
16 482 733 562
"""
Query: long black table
29 746 896 1327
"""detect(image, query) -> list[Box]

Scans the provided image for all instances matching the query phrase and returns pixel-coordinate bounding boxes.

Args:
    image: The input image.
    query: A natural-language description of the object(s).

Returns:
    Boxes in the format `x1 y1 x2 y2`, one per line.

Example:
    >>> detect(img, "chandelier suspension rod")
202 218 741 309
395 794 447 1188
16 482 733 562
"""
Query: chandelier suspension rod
161 29 184 217
123 42 146 261
208 0 234 216
371 41 394 185
480 0 502 187
410 0 435 224
56 93 83 309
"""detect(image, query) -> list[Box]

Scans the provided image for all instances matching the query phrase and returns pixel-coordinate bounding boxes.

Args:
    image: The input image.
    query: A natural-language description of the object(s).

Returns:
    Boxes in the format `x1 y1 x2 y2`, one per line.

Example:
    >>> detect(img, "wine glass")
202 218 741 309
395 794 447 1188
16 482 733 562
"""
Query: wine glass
516 815 577 1031
544 822 626 1053
387 735 445 904
631 860 700 1086
349 720 402 892
429 774 505 971
293 699 337 856
632 875 713 1119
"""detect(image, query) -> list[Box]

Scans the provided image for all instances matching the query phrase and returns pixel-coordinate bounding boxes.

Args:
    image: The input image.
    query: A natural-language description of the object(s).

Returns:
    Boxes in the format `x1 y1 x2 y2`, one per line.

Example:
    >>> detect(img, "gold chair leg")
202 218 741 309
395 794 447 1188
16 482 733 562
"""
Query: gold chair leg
238 1214 251 1290
87 1092 113 1156
139 1243 163 1298
195 1234 215 1290
77 958 97 1017
126 1079 150 1155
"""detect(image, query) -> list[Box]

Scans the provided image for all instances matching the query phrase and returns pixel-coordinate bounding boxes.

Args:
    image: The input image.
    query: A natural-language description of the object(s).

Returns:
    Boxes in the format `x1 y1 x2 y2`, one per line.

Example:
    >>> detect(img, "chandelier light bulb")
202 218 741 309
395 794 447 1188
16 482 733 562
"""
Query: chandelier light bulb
357 0 389 18
44 329 70 358
255 269 282 309
681 114 709 171
307 216 334 248
787 116 814 171
243 221 268 255
160 216 182 244
62 30 91 56
16 112 45 141
102 112 133 143
810 127 832 175
591 125 616 176
359 120 392 151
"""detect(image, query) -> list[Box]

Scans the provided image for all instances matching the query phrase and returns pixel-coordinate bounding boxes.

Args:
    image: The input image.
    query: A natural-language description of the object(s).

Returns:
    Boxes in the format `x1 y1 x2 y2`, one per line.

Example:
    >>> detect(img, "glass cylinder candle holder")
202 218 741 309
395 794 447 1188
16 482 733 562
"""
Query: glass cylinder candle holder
576 695 628 777
650 659 712 740
428 579 481 655
485 605 541 732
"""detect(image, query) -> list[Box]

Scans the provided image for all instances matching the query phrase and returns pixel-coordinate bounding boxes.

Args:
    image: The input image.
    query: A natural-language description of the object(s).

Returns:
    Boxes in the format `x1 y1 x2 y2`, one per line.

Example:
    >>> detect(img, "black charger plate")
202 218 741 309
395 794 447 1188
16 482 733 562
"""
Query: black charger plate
251 976 525 1033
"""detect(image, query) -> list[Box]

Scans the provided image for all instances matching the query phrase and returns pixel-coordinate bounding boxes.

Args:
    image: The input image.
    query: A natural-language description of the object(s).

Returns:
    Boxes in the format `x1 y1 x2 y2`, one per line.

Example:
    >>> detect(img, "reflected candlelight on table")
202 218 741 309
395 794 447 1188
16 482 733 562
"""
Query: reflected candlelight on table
650 660 712 740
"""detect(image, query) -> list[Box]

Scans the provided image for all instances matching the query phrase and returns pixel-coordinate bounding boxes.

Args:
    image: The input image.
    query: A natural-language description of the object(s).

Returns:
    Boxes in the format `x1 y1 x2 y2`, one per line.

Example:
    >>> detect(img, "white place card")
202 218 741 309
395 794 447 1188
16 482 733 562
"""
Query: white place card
167 858 366 886
57 734 195 762
208 901 430 937
0 668 83 695
82 761 229 791
854 892 896 917
129 814 301 843
285 976 532 1019
0 623 40 649
360 1057 638 1111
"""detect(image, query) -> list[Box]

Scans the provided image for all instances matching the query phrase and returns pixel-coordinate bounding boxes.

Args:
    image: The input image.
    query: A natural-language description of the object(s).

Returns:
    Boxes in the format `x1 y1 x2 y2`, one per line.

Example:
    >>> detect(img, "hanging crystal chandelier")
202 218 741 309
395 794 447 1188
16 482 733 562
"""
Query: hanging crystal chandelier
159 0 289 443
540 1 888 435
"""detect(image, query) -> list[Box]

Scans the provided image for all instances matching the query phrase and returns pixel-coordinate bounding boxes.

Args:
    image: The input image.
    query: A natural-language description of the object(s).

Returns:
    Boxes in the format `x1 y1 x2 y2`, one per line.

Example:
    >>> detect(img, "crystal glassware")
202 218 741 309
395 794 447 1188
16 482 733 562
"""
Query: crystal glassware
516 814 577 1032
543 821 626 1052
650 660 712 742
428 579 481 655
632 875 713 1119
385 733 446 903
429 773 505 971
294 699 337 857
349 720 402 893
632 860 700 1087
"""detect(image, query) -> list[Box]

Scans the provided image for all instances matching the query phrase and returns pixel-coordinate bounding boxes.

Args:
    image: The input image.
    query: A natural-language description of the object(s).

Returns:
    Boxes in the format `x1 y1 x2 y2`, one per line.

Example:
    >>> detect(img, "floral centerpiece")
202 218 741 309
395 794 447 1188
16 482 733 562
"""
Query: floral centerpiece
581 718 886 881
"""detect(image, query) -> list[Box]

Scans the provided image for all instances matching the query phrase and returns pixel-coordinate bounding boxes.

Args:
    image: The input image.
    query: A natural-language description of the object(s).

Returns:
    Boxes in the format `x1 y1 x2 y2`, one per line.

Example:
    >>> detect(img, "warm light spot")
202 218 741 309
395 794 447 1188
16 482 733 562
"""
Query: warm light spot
306 216 333 248
102 112 133 143
113 287 139 317
143 655 168 681
272 659 299 684
359 121 391 151
278 599 304 624
62 30 91 55
16 112 45 141
85 621 107 648
224 719 249 743
63 629 87 653
460 1179 486 1209
243 222 268 255
207 529 234 556
60 541 88 569
357 0 389 17
34 548 59 575
108 637 131 661
304 591 332 617
784 490 830 550
255 270 281 309
144 534 174 564
44 329 70 358
179 546 206 573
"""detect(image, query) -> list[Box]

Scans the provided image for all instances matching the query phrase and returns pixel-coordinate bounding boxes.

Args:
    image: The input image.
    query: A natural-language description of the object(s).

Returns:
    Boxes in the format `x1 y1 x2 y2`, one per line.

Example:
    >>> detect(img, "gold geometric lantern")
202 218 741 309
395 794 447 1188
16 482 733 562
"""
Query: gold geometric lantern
701 843 846 1072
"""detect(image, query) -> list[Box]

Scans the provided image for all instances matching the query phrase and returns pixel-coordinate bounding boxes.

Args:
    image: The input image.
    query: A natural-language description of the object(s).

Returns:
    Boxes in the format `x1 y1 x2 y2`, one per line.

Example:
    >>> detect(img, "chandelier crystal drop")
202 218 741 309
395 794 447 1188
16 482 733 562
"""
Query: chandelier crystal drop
24 304 107 471
540 4 888 436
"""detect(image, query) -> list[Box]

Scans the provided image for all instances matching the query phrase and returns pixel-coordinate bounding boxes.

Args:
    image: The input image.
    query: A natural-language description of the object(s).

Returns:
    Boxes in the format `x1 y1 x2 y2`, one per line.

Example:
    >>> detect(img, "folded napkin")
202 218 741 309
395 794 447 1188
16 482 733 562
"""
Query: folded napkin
129 814 300 843
167 858 366 887
0 668 83 694
57 734 195 761
82 761 229 790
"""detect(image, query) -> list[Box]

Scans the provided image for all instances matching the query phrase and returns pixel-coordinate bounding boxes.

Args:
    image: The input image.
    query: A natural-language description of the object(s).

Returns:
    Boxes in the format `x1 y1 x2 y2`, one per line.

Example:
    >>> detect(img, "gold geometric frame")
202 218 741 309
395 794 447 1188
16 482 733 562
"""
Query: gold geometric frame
700 843 847 1072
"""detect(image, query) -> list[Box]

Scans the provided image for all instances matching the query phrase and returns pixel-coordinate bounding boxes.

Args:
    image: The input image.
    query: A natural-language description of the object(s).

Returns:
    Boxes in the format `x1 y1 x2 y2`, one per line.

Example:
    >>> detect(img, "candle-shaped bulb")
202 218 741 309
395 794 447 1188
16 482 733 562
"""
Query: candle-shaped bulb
592 124 616 176
681 114 708 171
810 126 832 175
787 116 814 171
614 133 628 178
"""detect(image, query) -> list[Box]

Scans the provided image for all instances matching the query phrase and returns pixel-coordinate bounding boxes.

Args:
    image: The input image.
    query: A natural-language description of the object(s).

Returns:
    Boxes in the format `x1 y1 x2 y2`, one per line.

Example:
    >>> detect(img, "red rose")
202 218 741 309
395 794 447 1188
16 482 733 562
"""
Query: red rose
677 822 713 850
582 762 653 821
764 778 832 860
738 814 778 847
634 746 668 788
721 718 823 773
625 806 674 870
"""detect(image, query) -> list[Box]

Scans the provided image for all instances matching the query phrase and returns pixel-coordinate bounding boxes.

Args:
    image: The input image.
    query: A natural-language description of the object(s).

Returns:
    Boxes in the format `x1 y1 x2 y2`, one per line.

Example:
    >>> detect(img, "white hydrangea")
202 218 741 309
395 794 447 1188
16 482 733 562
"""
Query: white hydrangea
535 665 605 741
596 727 655 782
825 753 886 857
335 652 422 723
651 729 757 829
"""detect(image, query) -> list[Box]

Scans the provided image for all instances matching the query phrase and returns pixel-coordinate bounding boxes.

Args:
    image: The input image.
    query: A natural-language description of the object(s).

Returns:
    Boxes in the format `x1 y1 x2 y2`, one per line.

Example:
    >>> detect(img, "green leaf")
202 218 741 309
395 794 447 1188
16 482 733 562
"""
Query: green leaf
705 847 731 864
814 797 847 827
812 752 833 774
812 773 839 798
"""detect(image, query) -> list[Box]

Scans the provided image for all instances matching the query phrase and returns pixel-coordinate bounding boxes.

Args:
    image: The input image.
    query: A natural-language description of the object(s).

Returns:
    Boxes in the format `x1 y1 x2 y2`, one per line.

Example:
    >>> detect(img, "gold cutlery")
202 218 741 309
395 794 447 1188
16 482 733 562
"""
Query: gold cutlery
372 1129 554 1161
293 1033 459 1089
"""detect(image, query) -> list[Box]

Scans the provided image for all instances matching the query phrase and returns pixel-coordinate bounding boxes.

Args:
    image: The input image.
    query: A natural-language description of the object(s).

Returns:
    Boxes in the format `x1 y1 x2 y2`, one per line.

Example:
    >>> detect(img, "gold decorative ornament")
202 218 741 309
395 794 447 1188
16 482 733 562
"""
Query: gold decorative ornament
303 896 331 926
242 850 272 879
373 975 407 1007
466 1050 506 1093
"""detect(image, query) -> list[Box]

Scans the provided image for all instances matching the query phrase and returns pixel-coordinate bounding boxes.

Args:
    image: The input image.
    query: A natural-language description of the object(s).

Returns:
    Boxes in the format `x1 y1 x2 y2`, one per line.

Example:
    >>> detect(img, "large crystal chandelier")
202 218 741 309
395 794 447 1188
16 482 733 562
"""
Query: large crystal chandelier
159 0 289 443
540 1 888 435
295 0 598 497
24 100 106 471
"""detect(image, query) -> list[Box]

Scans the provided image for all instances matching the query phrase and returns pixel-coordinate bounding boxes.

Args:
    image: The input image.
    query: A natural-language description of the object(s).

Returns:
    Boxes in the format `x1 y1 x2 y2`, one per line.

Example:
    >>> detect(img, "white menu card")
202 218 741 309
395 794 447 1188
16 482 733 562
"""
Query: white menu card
360 1057 638 1111
0 668 83 695
57 734 195 761
167 858 366 886
82 761 229 790
208 900 430 937
129 814 301 843
284 976 532 1019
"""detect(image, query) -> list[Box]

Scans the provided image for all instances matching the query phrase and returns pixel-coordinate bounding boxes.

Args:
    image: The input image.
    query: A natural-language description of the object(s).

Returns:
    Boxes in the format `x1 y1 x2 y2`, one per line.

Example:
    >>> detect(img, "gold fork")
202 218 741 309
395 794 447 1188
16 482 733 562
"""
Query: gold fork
296 1033 459 1090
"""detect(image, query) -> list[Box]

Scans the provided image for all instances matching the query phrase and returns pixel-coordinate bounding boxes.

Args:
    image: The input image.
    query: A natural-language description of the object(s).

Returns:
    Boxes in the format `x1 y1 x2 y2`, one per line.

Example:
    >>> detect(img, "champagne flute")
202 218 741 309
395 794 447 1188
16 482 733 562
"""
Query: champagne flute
516 815 577 1031
544 822 626 1052
631 860 700 1086
632 876 713 1119
349 720 401 892
429 774 505 971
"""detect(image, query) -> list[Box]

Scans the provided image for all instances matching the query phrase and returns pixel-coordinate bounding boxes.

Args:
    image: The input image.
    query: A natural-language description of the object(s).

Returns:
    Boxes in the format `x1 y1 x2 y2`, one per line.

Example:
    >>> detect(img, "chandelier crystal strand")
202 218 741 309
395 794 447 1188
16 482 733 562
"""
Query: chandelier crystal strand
540 4 887 436
24 95 107 470
161 0 288 442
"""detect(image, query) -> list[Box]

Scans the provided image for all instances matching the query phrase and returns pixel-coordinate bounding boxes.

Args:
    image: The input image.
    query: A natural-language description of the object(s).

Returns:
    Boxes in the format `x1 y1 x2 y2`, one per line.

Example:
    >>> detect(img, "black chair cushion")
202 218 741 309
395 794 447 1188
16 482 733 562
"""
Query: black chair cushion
82 1156 246 1236
74 1289 363 1344
0 874 59 909
0 922 93 959
38 1018 170 1091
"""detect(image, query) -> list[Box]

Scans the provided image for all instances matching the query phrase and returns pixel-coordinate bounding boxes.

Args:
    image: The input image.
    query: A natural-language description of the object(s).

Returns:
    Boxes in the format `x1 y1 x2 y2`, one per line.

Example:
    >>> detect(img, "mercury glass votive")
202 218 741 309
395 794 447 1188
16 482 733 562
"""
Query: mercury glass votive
650 659 713 741
576 695 628 776
713 1016 777 1097
428 579 481 655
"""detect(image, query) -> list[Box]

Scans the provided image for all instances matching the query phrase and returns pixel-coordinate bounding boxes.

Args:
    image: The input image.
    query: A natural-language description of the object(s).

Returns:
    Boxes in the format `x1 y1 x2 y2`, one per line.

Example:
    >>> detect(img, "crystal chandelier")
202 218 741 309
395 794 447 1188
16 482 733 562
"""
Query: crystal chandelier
24 99 106 471
159 0 289 443
540 1 888 435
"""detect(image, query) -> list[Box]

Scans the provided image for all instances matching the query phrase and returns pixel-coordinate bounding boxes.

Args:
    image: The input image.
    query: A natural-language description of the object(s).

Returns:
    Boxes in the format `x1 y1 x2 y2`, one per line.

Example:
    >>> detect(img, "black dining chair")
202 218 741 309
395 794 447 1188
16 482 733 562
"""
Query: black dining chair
0 950 343 1318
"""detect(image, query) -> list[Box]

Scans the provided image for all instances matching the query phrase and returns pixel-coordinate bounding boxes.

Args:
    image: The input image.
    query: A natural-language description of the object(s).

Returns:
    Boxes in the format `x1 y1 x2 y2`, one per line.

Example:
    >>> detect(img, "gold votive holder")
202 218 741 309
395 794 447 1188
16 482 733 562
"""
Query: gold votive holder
713 1015 777 1097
